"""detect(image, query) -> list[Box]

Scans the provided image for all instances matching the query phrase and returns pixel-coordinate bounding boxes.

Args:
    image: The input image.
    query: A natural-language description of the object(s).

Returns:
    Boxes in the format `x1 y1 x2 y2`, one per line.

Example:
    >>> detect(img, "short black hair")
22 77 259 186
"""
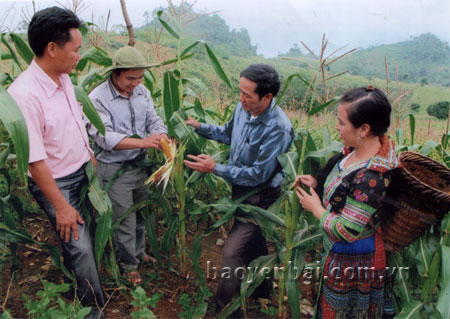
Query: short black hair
28 6 82 57
240 64 280 99
340 87 391 136
112 69 125 76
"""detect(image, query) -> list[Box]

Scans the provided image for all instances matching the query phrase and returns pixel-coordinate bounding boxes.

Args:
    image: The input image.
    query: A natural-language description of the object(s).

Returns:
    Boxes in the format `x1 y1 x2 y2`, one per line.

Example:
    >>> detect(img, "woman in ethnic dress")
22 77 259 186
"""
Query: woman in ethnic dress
295 87 397 318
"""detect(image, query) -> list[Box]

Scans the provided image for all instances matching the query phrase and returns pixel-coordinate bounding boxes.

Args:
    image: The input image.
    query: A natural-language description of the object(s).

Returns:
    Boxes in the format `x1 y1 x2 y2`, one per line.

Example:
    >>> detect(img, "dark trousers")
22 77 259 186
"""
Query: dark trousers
215 185 280 314
29 164 105 317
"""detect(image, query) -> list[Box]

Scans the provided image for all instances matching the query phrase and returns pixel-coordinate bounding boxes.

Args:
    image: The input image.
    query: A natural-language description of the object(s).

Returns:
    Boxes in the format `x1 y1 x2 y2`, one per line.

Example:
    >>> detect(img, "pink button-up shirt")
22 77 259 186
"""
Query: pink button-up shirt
7 59 92 179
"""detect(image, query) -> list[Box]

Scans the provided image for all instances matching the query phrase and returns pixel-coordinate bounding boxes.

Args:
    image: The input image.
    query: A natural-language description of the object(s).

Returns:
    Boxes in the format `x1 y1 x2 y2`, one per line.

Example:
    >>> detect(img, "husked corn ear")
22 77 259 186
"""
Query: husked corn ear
144 137 178 193
161 138 173 160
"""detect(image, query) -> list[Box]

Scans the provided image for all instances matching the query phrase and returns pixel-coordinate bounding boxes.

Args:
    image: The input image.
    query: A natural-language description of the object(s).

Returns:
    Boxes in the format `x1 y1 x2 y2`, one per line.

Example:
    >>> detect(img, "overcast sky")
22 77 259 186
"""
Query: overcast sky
1 0 449 57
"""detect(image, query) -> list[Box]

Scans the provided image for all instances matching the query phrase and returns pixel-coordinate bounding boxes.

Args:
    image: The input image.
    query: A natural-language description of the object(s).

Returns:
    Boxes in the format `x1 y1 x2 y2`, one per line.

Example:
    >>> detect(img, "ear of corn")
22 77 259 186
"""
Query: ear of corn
145 138 177 193
160 137 176 160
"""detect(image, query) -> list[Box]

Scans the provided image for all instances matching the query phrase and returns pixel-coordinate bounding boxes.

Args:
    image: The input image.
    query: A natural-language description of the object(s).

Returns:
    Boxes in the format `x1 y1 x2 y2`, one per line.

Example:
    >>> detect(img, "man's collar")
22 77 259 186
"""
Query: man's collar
248 99 276 126
30 59 60 98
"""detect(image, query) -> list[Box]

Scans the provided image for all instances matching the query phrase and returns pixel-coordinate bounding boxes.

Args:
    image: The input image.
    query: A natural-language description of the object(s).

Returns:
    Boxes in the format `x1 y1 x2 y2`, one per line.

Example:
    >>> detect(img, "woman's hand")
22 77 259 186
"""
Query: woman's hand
292 175 318 189
296 186 326 220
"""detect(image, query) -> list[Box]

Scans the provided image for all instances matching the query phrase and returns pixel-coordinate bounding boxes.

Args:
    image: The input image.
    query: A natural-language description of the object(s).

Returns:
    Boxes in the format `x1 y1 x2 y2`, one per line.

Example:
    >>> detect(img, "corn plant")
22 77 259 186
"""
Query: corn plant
130 286 161 319
136 7 232 282
22 279 91 319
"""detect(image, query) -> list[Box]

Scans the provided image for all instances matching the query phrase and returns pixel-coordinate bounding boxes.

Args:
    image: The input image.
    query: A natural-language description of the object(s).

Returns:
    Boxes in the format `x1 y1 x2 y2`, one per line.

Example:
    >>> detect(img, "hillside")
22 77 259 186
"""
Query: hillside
326 33 450 86
135 7 256 57
107 6 450 112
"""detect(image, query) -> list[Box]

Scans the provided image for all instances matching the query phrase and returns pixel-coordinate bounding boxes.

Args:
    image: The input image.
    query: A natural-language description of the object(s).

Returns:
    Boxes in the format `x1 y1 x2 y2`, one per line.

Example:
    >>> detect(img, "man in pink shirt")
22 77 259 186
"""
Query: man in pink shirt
7 7 105 318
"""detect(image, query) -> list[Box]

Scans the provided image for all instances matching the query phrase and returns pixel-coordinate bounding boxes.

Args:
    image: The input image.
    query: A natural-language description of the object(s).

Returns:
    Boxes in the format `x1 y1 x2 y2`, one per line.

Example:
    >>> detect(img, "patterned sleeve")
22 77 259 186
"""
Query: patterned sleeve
319 169 391 243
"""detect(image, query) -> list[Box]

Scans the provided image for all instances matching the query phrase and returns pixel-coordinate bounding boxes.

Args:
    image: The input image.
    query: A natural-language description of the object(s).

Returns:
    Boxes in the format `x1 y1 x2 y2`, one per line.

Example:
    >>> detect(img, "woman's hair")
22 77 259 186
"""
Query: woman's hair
340 87 391 136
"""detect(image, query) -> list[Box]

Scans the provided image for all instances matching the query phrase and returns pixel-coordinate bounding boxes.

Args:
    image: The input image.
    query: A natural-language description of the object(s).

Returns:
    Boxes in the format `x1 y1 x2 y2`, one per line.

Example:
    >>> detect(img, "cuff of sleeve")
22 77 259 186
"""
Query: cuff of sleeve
197 123 209 135
213 163 227 178
103 132 128 151
319 210 331 229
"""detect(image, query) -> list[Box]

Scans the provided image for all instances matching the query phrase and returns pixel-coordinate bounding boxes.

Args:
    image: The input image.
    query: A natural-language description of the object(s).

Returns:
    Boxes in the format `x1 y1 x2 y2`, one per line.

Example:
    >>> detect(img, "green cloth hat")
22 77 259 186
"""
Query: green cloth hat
104 46 154 73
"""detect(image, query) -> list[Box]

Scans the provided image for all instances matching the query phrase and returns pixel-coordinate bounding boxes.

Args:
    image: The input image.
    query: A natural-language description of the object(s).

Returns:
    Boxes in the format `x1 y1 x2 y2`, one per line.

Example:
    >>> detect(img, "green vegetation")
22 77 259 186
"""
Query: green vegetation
137 6 256 58
325 33 450 86
427 101 450 120
1 3 449 318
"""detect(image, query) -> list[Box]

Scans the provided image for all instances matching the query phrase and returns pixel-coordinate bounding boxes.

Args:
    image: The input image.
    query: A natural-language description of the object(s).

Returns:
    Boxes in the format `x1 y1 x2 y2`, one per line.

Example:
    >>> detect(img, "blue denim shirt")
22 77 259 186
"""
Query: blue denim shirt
197 100 294 187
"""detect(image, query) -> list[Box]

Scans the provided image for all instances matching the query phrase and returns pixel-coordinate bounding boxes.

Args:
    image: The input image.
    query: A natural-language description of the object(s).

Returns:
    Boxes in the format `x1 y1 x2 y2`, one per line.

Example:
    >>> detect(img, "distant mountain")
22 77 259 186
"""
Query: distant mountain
137 7 449 87
326 33 450 86
136 7 257 57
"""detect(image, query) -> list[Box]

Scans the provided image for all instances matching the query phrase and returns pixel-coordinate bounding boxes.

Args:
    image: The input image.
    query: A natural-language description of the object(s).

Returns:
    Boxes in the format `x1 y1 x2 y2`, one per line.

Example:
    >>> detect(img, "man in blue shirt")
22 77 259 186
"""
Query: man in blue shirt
184 64 294 315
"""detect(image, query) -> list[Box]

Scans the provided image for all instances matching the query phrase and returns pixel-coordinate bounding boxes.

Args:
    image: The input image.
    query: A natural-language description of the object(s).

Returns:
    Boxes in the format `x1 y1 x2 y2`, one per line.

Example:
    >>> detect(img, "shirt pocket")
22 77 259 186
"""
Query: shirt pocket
240 143 259 166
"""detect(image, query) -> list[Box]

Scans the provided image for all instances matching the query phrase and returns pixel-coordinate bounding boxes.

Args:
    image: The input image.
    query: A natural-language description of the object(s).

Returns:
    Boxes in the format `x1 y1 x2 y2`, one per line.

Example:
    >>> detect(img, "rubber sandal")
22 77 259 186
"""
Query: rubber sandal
143 254 157 263
123 269 142 286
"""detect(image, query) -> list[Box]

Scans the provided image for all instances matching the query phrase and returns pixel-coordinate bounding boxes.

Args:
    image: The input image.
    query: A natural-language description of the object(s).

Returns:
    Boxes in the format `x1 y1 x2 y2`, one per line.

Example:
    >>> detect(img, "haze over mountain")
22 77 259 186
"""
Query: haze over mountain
1 0 449 58
278 33 450 86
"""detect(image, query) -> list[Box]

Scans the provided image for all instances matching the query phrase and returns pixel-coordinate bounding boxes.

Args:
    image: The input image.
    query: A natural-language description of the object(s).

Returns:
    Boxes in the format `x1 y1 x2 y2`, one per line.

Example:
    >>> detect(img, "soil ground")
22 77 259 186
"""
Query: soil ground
0 211 317 319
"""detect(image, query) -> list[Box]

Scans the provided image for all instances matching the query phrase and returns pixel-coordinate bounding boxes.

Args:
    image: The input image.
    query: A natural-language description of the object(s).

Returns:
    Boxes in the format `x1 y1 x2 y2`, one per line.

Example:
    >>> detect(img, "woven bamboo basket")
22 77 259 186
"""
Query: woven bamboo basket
380 151 450 252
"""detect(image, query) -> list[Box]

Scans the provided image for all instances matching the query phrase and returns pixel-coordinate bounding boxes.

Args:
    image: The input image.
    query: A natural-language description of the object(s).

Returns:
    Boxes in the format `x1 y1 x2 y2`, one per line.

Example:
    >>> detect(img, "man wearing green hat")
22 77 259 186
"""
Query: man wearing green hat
87 46 167 284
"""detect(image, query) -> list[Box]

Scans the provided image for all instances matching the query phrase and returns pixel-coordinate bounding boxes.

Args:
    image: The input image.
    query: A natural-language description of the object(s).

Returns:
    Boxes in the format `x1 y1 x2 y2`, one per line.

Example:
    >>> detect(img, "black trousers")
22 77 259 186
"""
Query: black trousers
215 185 280 314
28 164 105 318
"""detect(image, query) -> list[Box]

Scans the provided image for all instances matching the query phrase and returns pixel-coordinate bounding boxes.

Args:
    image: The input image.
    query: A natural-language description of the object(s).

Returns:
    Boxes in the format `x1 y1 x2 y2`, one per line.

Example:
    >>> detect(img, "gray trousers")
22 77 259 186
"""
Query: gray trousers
28 163 105 317
215 185 280 314
97 161 148 270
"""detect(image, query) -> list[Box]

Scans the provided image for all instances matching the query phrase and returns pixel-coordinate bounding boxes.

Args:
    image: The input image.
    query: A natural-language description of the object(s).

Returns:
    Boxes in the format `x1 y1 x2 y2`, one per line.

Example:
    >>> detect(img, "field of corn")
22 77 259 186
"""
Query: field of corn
1 7 450 319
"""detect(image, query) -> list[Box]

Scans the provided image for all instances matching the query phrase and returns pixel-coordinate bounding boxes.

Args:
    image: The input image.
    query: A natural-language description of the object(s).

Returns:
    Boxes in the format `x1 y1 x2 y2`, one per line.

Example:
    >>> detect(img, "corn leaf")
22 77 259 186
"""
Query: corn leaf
0 143 10 167
158 54 194 67
80 68 105 89
278 152 299 183
1 52 12 60
163 71 180 136
76 47 112 71
308 98 338 116
161 217 178 254
409 114 416 146
193 97 206 119
245 205 286 227
157 11 180 39
292 232 323 250
437 245 450 319
142 207 161 263
1 33 23 71
286 264 301 319
9 33 34 65
217 255 277 319
395 128 404 146
442 133 450 151
275 73 310 106
390 252 412 305
0 87 29 186
204 43 232 89
74 85 105 136
185 78 210 99
395 300 423 319
94 211 112 266
181 40 202 58
304 141 342 160
86 162 113 265
421 249 441 300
